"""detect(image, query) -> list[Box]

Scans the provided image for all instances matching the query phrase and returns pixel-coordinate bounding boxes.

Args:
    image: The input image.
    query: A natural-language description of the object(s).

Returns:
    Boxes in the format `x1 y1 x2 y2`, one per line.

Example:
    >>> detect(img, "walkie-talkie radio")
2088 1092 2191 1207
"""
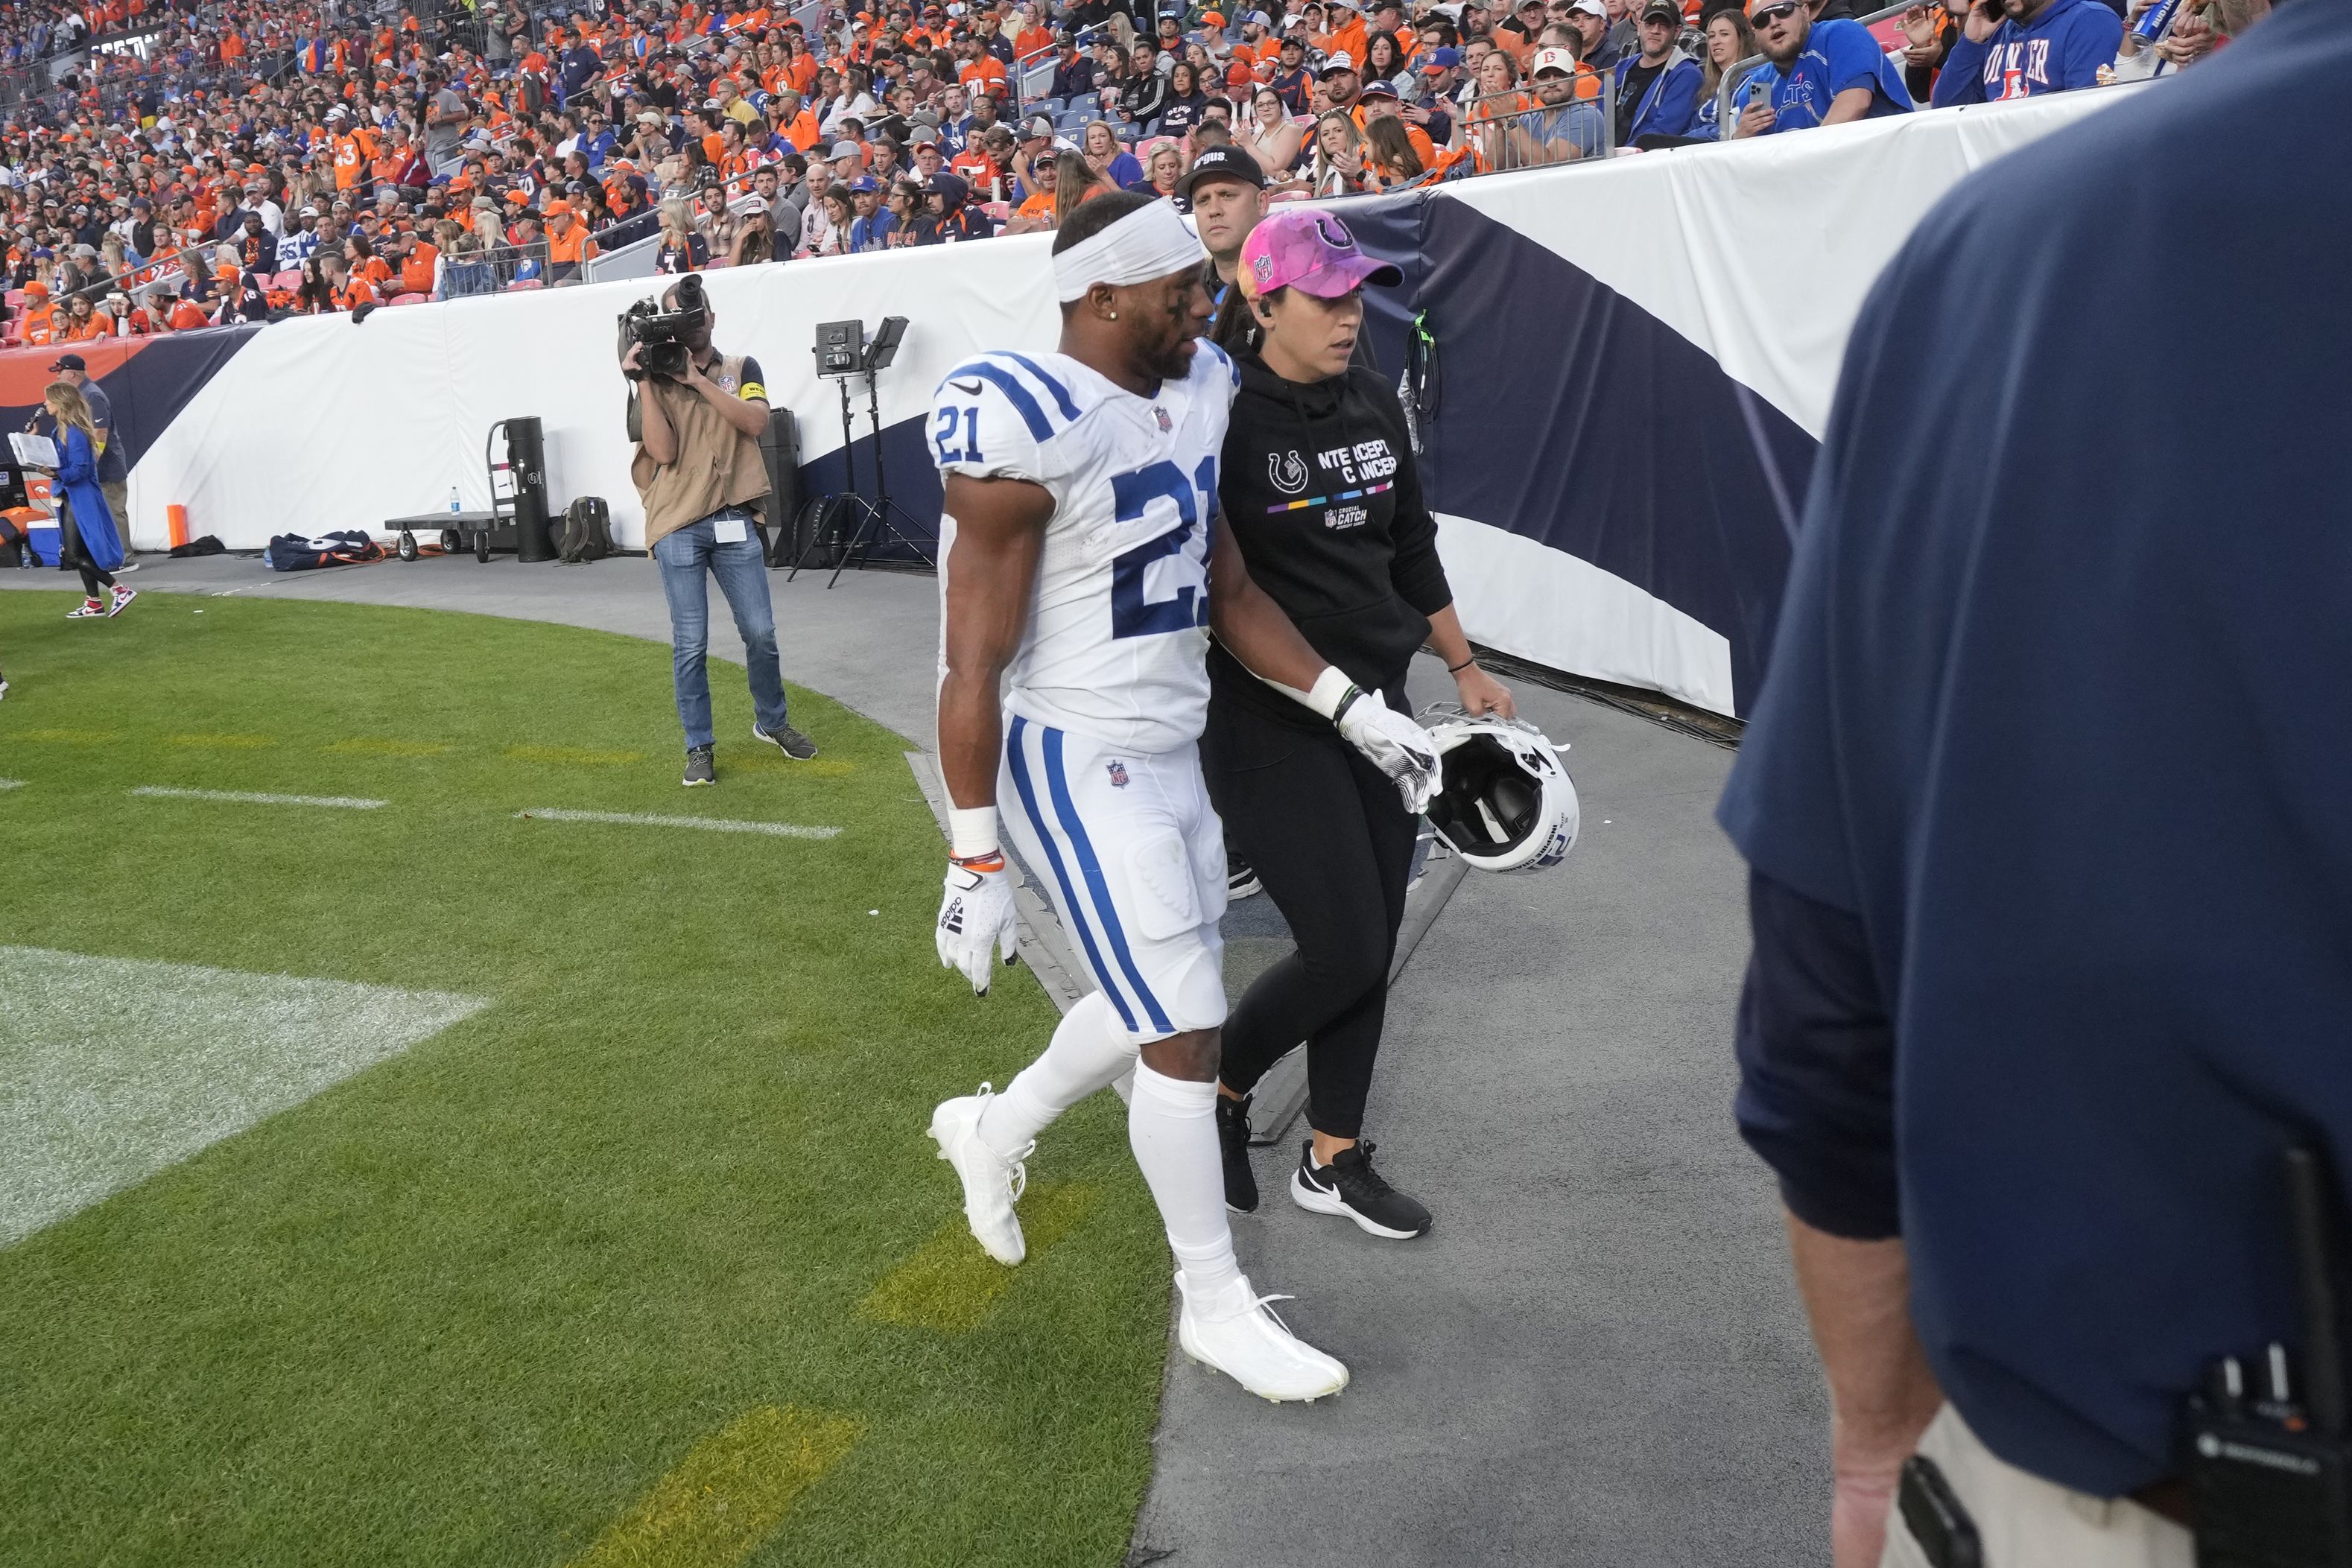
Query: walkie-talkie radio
2185 1143 2352 1567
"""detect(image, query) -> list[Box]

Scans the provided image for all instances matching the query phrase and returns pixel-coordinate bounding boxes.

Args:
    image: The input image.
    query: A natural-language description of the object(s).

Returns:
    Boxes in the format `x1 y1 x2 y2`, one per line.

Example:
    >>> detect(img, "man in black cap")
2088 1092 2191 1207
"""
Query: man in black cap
47 352 124 530
1050 29 1099 100
1182 140 1276 903
1181 145 1267 323
1614 0 1702 143
1269 34 1315 112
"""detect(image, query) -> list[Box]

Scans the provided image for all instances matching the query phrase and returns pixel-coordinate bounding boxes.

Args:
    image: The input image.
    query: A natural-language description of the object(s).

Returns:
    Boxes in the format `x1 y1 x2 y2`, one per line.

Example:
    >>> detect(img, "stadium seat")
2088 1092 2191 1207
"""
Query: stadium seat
389 293 429 305
1056 109 1088 128
271 270 301 291
506 279 545 291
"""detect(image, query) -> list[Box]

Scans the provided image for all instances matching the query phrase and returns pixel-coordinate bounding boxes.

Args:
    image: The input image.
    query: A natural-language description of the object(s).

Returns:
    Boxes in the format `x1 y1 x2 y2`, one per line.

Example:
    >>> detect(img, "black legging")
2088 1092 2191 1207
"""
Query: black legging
1204 691 1419 1140
58 496 115 599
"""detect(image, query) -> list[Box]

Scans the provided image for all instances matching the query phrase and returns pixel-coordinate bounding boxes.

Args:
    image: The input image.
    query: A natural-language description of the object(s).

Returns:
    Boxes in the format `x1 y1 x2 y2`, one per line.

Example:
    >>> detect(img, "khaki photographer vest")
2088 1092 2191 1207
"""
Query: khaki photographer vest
630 350 773 548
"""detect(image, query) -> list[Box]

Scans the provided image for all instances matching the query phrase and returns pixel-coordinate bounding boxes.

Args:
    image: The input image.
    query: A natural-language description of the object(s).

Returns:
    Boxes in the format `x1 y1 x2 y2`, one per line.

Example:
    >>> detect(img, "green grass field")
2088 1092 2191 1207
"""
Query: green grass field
0 588 1166 1568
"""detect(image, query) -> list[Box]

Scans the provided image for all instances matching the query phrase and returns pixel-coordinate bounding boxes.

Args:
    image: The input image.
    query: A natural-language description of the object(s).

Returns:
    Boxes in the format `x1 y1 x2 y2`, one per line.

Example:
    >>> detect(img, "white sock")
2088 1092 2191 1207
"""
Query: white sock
1129 1064 1242 1301
976 991 1137 1160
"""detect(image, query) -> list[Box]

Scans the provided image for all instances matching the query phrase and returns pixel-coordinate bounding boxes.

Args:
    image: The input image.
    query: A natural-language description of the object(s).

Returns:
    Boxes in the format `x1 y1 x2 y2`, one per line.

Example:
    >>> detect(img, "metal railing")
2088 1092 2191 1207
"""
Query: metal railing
35 234 245 310
1013 39 1058 110
582 228 663 284
585 142 799 251
1458 75 1617 172
436 239 565 295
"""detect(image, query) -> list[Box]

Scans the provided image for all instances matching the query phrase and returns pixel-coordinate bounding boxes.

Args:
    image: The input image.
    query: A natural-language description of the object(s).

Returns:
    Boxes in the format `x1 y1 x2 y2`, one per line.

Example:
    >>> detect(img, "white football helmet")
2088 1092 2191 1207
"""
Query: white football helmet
1419 709 1578 874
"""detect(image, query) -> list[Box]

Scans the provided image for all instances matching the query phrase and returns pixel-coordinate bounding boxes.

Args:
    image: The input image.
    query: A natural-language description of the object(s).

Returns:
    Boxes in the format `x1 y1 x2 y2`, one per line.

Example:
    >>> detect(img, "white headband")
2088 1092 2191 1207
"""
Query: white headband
1051 199 1201 303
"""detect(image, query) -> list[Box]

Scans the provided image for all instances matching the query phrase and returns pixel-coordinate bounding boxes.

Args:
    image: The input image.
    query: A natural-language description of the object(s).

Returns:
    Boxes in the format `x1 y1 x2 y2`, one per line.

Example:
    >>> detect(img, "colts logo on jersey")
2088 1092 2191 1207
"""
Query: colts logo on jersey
1269 449 1309 495
1106 761 1130 788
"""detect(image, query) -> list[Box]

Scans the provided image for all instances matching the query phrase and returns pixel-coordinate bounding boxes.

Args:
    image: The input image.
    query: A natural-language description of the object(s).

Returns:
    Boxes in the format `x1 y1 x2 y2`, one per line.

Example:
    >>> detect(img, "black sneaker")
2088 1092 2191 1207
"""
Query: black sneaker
1290 1140 1431 1239
1226 852 1261 901
1217 1091 1258 1214
682 745 716 786
753 721 817 761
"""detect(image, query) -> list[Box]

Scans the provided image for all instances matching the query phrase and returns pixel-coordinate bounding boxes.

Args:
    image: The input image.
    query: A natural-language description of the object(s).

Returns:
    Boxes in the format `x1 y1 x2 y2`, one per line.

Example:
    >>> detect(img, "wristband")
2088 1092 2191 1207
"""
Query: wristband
1304 665 1362 722
948 804 999 860
1448 656 1477 674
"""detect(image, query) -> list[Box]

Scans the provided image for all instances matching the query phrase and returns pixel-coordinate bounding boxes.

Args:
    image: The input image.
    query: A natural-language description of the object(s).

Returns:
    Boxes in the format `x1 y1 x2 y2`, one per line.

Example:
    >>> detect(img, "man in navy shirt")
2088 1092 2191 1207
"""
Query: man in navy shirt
1049 30 1100 101
1719 3 2347 1562
1734 0 1913 136
560 39 603 105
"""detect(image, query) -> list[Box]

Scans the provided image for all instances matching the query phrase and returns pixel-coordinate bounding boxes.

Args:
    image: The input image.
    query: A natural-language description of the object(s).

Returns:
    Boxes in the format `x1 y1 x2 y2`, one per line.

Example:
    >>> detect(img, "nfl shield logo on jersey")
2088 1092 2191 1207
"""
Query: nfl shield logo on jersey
1153 407 1172 433
1107 761 1130 788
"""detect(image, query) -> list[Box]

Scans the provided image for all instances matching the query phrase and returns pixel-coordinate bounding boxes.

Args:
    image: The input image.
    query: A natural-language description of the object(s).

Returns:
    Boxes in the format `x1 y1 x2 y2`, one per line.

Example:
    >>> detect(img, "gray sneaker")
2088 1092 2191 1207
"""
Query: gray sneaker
682 745 716 786
752 722 817 761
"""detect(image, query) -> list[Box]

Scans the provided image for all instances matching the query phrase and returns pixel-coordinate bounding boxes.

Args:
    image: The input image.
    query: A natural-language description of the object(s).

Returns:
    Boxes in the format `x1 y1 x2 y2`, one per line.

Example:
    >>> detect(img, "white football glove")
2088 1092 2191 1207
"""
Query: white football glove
936 858 1018 995
1336 690 1443 814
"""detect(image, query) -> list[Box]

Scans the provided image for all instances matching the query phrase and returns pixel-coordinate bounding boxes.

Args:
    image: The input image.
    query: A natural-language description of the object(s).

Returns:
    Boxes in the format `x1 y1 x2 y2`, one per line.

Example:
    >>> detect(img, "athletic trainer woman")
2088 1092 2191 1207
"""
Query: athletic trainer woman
1204 209 1512 1238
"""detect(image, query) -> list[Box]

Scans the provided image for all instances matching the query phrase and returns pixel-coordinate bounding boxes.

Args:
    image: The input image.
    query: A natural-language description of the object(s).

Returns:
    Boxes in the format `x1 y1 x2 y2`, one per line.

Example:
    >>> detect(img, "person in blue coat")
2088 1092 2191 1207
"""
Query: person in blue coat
46 381 133 620
1937 0 2123 102
1617 0 1706 142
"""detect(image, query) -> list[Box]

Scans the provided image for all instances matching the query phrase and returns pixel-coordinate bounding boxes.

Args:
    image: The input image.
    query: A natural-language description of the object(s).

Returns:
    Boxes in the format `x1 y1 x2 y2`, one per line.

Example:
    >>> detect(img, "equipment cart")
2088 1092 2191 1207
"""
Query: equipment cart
385 418 551 562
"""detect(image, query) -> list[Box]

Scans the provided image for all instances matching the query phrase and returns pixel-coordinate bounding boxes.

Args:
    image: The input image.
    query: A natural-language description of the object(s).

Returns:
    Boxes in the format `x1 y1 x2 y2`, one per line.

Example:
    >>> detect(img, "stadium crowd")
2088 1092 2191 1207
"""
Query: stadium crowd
0 0 2265 337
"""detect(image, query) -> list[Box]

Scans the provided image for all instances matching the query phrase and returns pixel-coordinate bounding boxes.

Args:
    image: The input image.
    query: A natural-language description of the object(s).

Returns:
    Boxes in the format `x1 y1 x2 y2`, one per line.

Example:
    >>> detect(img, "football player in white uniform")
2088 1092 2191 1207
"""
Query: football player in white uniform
925 192 1442 1403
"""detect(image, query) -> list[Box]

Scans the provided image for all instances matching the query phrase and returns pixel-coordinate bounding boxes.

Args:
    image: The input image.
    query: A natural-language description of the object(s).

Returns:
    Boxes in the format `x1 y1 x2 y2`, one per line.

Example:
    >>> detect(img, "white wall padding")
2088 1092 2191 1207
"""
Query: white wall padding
128 235 1063 553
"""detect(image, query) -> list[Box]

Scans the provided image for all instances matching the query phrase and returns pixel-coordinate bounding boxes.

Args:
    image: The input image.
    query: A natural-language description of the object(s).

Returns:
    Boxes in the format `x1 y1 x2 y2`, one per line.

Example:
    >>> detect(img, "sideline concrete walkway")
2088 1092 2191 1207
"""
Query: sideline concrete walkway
2 553 1825 1565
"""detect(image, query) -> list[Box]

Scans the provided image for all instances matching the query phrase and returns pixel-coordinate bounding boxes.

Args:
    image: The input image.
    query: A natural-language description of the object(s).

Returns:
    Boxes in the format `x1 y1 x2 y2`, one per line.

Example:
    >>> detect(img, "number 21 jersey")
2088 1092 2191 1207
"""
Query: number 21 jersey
932 340 1239 755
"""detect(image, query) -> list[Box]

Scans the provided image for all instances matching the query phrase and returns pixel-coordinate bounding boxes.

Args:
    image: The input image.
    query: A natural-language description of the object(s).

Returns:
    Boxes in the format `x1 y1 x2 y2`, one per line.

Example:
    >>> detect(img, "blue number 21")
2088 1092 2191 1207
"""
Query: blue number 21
933 406 983 464
1110 457 1218 640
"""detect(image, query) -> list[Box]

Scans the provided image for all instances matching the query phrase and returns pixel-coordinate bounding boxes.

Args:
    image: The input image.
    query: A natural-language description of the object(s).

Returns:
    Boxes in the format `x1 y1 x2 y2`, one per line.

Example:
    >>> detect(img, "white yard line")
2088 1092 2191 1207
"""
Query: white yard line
130 786 387 810
0 778 22 790
514 808 840 840
0 947 488 1247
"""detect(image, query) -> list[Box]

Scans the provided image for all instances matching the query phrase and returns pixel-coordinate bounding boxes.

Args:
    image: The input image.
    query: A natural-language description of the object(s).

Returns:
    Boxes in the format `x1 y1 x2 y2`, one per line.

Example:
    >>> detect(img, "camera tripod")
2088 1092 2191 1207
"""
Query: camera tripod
788 369 936 588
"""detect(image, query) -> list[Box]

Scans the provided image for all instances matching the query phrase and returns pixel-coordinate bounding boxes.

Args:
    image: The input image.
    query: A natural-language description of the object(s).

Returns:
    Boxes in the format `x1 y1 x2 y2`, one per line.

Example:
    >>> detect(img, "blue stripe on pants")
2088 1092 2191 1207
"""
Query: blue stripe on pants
1007 717 1139 1032
1042 726 1174 1035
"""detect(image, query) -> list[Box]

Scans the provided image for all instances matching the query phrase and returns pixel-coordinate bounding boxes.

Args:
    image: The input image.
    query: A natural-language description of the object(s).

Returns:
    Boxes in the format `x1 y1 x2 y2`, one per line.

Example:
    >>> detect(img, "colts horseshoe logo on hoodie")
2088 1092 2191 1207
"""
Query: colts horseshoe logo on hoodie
1268 449 1310 495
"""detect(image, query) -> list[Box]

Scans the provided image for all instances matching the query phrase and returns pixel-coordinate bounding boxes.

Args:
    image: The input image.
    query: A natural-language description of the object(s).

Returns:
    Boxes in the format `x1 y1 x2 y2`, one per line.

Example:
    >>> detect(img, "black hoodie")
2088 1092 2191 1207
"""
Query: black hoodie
1209 353 1454 729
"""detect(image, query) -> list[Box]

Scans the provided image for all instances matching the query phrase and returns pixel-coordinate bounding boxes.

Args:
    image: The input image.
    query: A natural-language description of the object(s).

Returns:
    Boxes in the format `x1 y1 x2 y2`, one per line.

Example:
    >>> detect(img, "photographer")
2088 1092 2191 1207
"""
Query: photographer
624 279 818 785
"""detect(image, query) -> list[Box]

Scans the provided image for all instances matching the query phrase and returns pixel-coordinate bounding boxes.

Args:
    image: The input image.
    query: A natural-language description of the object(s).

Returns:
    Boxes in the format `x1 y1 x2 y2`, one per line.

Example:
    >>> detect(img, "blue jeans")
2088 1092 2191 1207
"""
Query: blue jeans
653 511 790 750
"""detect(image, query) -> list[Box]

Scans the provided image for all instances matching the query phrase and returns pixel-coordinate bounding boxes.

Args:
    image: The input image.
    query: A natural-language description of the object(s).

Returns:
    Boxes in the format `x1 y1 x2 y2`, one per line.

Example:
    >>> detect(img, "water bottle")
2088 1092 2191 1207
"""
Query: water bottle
448 486 461 515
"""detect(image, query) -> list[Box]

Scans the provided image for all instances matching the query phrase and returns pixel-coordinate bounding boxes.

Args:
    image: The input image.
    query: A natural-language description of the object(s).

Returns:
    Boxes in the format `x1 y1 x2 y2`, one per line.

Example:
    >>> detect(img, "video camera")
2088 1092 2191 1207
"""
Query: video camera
618 273 707 381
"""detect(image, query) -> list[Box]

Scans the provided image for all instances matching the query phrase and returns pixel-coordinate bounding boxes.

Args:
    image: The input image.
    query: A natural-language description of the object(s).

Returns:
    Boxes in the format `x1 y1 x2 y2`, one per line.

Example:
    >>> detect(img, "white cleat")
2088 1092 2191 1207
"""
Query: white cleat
1176 1272 1350 1403
928 1085 1030 1266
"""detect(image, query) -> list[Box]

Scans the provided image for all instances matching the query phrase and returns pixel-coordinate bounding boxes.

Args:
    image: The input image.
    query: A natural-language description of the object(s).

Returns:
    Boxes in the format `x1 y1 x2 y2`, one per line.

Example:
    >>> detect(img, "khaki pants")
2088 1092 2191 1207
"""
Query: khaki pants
101 480 127 541
1881 1406 2193 1568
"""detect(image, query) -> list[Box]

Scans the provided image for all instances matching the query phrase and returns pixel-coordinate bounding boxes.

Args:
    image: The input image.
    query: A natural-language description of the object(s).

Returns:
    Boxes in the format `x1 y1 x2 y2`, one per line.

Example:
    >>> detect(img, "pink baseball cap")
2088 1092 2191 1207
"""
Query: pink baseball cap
1236 208 1402 302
